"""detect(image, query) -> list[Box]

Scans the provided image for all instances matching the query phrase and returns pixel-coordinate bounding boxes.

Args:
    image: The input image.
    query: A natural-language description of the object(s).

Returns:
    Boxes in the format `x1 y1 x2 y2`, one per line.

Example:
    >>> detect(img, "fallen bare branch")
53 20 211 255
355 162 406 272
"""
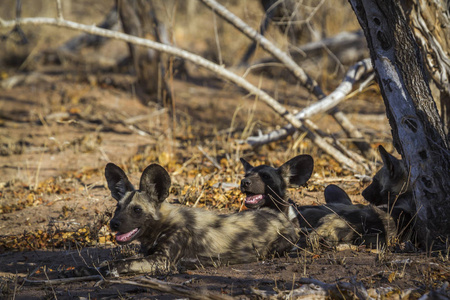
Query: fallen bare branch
1 72 51 89
298 278 375 300
105 276 234 300
254 30 367 68
199 0 373 158
0 16 362 171
198 0 323 97
23 275 102 286
246 58 373 146
296 30 366 59
251 277 375 300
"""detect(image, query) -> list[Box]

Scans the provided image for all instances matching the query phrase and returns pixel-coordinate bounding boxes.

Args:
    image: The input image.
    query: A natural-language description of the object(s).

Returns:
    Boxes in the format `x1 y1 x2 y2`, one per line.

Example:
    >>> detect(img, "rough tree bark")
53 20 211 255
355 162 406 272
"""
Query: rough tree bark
401 0 450 135
116 0 171 106
348 0 450 246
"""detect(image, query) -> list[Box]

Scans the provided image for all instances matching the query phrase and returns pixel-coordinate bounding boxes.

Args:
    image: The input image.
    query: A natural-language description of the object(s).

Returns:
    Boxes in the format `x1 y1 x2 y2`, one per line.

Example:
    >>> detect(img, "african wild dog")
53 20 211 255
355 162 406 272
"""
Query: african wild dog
308 192 397 247
75 163 298 277
240 156 397 247
362 145 415 242
362 145 410 206
240 155 314 220
324 184 352 205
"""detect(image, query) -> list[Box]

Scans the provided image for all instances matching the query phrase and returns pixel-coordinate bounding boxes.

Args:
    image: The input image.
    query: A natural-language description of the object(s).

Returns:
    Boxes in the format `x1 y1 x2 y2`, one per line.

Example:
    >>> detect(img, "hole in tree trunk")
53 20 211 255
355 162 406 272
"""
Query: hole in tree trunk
404 118 418 132
421 176 433 188
419 150 427 160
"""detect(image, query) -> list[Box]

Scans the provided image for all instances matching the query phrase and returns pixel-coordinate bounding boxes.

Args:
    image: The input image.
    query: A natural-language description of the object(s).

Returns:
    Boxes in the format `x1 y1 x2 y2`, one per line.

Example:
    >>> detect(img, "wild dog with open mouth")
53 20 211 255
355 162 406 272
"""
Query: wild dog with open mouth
240 156 396 246
74 163 298 277
240 155 314 221
362 145 415 242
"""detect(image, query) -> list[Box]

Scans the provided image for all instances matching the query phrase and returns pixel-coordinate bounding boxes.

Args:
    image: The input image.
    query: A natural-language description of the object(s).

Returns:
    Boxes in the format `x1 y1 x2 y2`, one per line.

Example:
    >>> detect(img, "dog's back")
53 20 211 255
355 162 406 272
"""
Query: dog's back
155 202 298 265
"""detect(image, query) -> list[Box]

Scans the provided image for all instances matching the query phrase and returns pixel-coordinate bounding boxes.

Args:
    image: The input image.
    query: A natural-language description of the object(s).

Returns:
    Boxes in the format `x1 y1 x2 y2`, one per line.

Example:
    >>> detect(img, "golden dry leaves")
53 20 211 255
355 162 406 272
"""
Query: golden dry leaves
180 180 243 210
0 192 44 214
314 155 353 177
0 168 101 214
0 226 115 253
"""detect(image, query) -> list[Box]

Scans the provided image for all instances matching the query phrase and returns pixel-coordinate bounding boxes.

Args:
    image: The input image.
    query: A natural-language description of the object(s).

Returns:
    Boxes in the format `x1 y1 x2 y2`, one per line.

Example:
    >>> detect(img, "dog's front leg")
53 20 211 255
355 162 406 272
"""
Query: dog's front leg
101 233 188 276
99 254 172 277
65 255 172 278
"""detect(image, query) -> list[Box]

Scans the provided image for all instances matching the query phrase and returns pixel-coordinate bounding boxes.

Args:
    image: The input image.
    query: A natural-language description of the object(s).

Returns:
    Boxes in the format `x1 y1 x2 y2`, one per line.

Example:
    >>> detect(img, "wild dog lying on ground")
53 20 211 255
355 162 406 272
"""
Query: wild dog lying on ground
74 163 298 277
362 145 415 242
317 146 416 245
240 156 396 247
310 187 396 247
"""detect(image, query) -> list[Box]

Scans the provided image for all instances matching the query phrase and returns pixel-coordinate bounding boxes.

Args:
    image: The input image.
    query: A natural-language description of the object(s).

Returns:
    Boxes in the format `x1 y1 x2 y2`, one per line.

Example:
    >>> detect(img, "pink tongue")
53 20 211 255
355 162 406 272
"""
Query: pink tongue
116 228 139 242
245 194 264 204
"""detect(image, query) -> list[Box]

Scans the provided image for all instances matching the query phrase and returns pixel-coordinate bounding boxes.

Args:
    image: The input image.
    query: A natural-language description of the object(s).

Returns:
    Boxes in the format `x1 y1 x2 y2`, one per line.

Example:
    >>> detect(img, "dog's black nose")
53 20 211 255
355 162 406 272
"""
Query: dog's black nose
110 219 121 231
241 178 251 189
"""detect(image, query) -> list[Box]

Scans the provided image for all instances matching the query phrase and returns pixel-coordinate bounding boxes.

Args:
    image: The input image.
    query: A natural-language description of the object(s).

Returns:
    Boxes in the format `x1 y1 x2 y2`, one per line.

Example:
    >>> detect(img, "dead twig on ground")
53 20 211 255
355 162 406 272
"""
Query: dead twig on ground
23 275 102 286
105 276 234 300
251 277 374 299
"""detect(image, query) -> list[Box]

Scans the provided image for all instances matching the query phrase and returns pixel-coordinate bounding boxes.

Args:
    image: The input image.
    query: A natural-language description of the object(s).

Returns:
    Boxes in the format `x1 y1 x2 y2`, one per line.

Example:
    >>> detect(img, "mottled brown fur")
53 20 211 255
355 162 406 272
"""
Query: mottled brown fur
240 156 398 247
93 163 298 276
309 203 396 247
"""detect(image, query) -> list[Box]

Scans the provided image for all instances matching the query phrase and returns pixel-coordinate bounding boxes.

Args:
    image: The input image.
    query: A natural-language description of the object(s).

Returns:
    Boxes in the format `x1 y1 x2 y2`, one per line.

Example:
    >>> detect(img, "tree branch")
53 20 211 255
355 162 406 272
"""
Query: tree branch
0 16 363 172
246 58 373 146
199 0 324 97
199 0 373 158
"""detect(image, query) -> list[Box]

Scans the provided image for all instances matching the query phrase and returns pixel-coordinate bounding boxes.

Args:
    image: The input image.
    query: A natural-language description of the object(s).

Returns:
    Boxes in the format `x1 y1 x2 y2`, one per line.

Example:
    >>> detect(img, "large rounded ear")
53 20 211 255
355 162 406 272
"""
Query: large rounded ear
105 163 135 201
277 155 314 187
378 145 402 179
240 158 254 173
139 164 171 203
324 184 352 205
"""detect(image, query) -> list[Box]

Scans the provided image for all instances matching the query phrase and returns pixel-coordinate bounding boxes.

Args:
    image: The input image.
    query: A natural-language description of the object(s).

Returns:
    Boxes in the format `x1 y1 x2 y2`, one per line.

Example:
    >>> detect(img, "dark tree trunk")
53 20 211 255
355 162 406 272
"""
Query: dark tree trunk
116 0 171 107
348 0 450 247
401 0 450 135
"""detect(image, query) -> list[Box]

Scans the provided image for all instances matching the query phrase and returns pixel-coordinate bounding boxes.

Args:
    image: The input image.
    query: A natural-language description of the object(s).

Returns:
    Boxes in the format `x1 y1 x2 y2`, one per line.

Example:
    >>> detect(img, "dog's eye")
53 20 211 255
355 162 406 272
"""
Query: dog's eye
261 174 270 180
133 206 142 214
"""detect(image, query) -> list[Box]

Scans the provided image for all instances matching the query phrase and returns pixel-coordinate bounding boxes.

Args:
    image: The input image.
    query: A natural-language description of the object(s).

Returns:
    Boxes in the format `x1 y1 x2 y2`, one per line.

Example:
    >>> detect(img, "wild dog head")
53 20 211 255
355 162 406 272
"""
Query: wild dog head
362 145 410 206
362 146 416 242
105 163 171 245
240 155 314 212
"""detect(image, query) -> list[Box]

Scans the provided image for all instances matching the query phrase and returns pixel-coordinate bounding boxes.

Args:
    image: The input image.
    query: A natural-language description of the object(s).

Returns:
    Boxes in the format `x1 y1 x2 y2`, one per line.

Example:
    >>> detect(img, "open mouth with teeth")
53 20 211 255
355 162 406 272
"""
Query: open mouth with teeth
115 228 140 244
244 193 266 208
